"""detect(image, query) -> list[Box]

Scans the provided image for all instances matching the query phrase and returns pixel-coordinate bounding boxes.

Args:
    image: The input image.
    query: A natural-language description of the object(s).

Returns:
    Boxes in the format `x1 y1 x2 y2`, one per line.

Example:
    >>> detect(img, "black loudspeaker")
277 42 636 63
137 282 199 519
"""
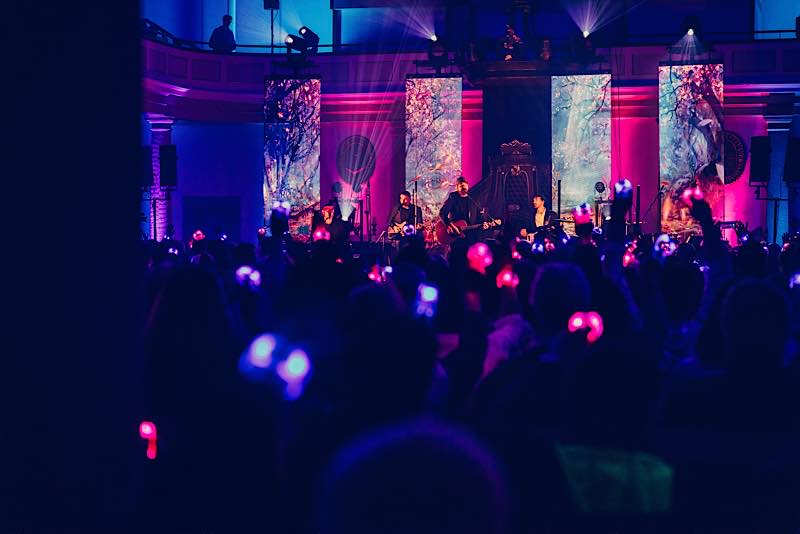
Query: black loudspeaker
141 146 154 188
159 144 177 188
749 136 771 185
264 0 279 8
784 137 800 183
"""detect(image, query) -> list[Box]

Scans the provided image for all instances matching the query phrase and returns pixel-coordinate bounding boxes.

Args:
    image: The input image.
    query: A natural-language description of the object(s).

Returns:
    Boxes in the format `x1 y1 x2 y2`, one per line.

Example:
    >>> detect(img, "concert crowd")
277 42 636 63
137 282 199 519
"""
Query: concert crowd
137 185 800 533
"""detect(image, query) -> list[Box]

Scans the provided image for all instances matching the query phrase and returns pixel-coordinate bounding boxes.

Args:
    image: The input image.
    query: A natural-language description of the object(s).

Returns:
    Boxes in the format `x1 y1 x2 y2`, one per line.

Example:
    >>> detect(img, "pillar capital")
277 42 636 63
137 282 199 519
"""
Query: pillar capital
145 113 175 132
764 115 794 133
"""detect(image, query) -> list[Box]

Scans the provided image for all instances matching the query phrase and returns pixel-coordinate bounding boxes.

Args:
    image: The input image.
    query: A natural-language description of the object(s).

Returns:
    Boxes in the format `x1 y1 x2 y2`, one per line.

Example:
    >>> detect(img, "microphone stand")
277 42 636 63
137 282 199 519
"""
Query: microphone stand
641 186 666 233
413 179 418 231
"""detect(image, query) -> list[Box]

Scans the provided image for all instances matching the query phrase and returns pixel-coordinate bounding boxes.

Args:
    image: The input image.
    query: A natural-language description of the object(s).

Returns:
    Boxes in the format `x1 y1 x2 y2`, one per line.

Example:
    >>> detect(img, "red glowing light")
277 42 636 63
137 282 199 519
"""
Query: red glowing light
495 267 520 289
313 227 330 241
623 252 636 267
468 242 494 274
367 265 383 282
585 312 604 343
139 420 158 460
139 421 156 438
567 311 604 343
682 186 703 205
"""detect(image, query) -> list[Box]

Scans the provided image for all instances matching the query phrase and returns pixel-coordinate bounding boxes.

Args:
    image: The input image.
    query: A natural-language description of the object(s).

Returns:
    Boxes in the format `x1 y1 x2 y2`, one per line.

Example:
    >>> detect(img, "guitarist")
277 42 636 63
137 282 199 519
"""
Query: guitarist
439 176 492 244
520 194 559 241
387 190 423 238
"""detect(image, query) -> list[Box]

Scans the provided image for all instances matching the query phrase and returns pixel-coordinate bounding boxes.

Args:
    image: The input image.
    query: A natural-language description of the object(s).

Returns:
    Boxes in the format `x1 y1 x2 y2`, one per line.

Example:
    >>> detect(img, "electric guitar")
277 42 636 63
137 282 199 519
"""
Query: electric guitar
434 218 502 245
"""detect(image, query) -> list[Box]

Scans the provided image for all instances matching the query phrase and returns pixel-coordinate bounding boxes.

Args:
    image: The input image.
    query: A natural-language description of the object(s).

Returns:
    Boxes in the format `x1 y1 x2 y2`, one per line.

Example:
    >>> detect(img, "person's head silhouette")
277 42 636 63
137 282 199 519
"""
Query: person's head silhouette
222 15 232 27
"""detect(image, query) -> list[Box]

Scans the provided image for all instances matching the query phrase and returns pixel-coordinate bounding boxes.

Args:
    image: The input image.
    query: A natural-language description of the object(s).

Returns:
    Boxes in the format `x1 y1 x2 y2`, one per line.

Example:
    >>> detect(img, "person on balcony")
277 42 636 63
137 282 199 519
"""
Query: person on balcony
209 15 236 53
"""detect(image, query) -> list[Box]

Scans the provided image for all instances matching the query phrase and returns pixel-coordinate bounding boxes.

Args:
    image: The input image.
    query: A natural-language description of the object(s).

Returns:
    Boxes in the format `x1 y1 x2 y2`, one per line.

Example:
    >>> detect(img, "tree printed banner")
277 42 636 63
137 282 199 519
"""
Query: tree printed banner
264 77 321 238
405 76 462 226
658 64 724 237
551 74 612 225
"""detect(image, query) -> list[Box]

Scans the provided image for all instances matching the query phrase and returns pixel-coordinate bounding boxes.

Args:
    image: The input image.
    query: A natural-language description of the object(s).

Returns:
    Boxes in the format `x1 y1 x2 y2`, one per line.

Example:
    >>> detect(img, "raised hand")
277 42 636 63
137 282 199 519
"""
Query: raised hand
690 198 712 225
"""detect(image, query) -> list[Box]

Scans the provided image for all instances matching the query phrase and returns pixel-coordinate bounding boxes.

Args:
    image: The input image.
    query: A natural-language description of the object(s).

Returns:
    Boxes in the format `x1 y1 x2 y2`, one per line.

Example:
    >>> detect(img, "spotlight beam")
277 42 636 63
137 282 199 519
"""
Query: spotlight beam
562 0 652 38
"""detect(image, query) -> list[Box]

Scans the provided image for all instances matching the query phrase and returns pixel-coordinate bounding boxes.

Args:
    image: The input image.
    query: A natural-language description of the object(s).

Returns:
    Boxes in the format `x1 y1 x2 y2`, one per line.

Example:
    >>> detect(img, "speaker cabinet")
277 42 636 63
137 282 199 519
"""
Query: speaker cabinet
749 136 771 185
784 137 800 183
159 144 177 188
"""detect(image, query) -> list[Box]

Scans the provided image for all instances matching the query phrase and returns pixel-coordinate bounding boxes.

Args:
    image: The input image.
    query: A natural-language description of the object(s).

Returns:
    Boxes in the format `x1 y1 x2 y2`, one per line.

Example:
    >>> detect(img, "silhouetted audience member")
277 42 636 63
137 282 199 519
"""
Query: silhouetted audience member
209 14 236 52
132 192 800 533
318 420 509 534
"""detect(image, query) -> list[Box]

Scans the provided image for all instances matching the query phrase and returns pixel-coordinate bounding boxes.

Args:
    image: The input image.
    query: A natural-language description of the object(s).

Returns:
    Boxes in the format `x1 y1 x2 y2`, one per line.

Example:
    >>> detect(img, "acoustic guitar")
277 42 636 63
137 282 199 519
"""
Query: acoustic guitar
434 218 502 245
387 221 423 239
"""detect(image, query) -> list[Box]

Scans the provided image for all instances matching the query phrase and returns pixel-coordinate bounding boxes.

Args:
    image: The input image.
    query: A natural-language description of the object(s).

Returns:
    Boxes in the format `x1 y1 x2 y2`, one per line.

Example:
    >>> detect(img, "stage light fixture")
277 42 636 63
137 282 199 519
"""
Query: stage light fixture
298 26 319 52
285 33 307 54
582 29 589 38
680 16 701 38
430 34 438 42
429 39 447 59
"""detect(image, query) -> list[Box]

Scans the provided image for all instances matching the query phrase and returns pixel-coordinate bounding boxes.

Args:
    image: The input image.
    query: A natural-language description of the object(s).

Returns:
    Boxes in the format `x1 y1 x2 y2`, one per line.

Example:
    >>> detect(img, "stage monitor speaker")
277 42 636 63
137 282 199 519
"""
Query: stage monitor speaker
264 0 279 8
159 144 177 188
141 146 154 188
783 137 800 183
749 136 771 185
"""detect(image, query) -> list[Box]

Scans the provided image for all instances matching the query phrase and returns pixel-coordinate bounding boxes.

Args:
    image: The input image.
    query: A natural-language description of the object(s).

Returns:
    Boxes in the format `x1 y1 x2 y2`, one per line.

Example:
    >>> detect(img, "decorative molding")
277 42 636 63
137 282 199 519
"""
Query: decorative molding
500 140 533 156
723 130 747 185
141 39 800 123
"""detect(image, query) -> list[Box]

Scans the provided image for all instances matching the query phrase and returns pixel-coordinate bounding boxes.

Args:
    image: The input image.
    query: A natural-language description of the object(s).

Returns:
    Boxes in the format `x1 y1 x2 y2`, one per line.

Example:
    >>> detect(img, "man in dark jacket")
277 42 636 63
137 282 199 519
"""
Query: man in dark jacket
210 15 236 53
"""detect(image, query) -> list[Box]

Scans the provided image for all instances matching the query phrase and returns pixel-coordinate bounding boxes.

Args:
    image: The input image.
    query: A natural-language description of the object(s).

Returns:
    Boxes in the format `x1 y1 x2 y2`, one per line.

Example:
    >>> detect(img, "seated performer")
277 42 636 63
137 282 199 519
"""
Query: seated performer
387 190 423 238
520 194 559 241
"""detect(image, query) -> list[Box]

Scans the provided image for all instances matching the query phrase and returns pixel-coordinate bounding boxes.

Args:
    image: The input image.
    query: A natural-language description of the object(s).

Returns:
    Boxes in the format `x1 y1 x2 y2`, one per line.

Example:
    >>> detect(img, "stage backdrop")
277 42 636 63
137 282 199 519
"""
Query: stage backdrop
551 74 612 224
658 63 724 237
405 76 462 226
264 77 321 237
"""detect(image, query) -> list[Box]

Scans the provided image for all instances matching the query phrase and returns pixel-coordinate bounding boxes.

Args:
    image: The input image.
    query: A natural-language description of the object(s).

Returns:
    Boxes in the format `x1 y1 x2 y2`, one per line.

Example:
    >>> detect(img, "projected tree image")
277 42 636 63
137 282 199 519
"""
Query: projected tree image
264 78 321 238
405 76 462 226
659 64 724 237
551 74 612 224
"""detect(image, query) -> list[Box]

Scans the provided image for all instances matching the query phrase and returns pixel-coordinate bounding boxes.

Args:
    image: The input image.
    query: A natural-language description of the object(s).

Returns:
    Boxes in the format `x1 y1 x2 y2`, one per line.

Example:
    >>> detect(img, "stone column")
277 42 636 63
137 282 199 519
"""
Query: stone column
145 115 174 240
764 114 793 243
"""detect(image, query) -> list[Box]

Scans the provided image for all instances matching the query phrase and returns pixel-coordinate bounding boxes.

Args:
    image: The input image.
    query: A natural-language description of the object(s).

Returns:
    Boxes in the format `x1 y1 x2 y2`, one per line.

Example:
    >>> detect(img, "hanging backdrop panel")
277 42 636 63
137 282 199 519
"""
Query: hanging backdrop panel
264 77 321 238
658 64 724 237
405 76 462 226
551 74 612 223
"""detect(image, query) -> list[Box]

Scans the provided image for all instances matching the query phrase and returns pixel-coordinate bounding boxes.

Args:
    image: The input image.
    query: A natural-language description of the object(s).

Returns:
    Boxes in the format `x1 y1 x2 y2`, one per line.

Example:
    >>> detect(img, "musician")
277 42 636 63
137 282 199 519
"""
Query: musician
521 194 559 241
324 182 356 225
439 176 492 244
315 204 351 246
387 190 423 238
